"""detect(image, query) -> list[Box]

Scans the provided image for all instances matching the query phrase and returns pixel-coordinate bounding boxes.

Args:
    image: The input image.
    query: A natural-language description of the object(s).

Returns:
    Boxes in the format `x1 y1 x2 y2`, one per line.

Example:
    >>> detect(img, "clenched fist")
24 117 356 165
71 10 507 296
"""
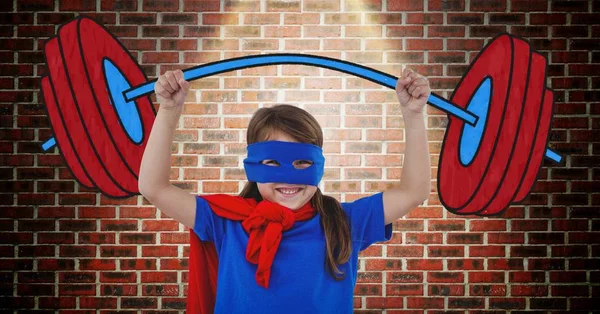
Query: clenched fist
155 69 190 110
395 68 431 116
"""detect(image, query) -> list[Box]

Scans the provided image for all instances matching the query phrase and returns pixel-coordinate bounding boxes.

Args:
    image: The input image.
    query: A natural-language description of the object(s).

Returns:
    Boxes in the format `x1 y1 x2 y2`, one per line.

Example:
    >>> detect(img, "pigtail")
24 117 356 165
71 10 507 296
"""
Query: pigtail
313 188 352 280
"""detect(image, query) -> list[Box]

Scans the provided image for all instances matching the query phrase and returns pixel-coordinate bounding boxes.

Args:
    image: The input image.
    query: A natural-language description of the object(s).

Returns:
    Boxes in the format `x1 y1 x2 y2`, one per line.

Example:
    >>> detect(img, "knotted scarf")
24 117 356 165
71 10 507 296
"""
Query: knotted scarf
186 194 317 313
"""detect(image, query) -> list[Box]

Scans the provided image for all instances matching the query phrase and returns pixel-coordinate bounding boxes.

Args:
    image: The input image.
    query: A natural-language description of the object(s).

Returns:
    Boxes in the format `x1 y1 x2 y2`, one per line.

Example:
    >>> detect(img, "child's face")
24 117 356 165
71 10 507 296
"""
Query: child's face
256 131 319 210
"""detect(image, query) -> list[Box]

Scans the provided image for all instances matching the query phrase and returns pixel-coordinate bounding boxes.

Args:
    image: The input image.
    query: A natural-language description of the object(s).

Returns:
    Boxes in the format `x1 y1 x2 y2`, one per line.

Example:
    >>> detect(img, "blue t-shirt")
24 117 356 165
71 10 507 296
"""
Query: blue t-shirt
192 192 393 314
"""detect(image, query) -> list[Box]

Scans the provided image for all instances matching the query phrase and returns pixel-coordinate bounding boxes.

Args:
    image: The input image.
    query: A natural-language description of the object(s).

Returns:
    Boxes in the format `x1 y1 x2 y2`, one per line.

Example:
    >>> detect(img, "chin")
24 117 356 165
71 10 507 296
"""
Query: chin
275 198 304 210
273 195 312 210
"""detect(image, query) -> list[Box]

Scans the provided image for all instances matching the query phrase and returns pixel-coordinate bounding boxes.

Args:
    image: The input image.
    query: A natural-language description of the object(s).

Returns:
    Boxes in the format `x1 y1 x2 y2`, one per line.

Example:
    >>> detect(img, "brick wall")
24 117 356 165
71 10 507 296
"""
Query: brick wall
1 0 599 312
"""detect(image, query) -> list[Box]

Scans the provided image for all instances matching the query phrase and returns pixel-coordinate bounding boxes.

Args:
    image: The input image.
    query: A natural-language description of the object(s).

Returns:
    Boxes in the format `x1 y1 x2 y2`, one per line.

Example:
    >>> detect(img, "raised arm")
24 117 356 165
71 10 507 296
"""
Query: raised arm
383 68 432 225
138 70 196 229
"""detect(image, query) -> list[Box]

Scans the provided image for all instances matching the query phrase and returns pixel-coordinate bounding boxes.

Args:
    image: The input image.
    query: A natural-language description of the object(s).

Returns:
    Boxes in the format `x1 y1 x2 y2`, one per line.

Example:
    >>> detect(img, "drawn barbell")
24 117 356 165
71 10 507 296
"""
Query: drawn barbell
40 17 562 216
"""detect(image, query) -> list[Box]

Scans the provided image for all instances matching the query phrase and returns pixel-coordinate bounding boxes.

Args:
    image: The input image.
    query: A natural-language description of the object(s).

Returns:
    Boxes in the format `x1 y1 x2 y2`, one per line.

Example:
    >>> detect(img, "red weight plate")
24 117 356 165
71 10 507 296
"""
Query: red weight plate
77 18 156 194
41 75 93 188
58 18 152 197
438 34 529 214
456 36 530 214
47 20 130 198
513 88 554 202
478 51 546 216
60 18 155 197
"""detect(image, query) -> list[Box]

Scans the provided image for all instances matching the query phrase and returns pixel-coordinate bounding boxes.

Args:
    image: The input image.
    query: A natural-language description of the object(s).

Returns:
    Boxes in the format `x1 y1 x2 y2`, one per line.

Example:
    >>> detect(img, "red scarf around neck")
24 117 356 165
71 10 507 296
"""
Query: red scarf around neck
187 194 317 313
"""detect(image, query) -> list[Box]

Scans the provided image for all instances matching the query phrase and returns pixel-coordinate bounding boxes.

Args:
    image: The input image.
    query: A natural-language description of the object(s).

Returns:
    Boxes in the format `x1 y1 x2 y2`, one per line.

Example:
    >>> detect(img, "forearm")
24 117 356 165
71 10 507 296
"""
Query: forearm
138 106 182 195
398 111 431 200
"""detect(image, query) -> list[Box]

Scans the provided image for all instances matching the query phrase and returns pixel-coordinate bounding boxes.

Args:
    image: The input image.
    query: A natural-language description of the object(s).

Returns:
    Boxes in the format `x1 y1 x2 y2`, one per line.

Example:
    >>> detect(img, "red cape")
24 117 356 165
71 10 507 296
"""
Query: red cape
187 230 218 313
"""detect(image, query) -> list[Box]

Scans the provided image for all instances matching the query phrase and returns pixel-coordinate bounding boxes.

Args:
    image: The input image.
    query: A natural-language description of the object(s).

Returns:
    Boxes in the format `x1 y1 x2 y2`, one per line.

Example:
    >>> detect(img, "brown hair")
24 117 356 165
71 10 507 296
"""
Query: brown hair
240 104 352 280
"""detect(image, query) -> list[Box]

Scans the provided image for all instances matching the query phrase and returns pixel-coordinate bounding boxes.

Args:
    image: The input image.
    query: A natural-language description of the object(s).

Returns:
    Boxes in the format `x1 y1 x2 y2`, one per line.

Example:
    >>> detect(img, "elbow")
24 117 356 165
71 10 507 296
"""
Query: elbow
405 188 429 208
399 183 431 206
138 180 158 198
416 185 431 205
139 181 172 200
137 174 166 198
413 194 428 207
138 185 153 199
138 176 149 196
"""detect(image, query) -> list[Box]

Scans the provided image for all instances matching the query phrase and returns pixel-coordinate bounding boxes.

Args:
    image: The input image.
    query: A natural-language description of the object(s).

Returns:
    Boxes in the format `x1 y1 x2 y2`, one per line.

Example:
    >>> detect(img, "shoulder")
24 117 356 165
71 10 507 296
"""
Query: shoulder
340 192 384 213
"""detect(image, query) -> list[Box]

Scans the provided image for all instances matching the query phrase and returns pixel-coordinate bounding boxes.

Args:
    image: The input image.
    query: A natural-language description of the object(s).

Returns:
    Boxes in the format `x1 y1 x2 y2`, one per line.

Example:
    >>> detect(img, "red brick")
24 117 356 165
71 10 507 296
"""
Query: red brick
354 284 382 296
406 39 443 50
427 272 464 283
429 26 465 37
470 0 506 11
551 285 589 297
469 272 505 283
59 1 95 10
384 284 422 297
406 259 443 270
140 271 177 283
428 0 464 11
143 284 180 296
447 259 484 270
488 232 524 244
512 285 548 296
100 246 137 258
448 13 484 25
388 0 423 11
183 0 220 11
428 246 464 257
79 259 116 271
490 297 526 309
529 232 565 244
143 0 178 11
448 297 485 309
366 297 403 308
38 296 76 309
82 12 117 25
265 1 300 12
488 259 524 270
100 0 136 10
406 297 444 309
302 0 340 11
429 220 465 231
78 297 117 309
551 0 588 11
509 271 546 283
470 25 508 37
470 284 506 296
386 26 423 37
550 271 587 283
38 260 74 271
17 0 54 11
447 233 482 244
531 258 566 270
429 284 465 296
405 232 442 244
469 246 505 257
406 13 443 25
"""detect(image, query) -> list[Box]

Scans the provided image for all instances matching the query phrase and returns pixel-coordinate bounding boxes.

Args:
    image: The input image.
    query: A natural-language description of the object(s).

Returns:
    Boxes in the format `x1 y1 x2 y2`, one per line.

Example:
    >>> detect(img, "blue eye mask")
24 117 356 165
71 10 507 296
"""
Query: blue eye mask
243 141 325 186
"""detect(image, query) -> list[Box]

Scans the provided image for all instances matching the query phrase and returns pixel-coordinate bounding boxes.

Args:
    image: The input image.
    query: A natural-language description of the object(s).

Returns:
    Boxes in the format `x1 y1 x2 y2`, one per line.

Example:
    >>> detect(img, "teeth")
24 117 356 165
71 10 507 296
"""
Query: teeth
278 188 300 195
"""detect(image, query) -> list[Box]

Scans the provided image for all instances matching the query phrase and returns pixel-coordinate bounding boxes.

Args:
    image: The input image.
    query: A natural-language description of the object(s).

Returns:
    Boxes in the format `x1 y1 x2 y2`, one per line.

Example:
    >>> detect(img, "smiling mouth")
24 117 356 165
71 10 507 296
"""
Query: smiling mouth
276 187 303 197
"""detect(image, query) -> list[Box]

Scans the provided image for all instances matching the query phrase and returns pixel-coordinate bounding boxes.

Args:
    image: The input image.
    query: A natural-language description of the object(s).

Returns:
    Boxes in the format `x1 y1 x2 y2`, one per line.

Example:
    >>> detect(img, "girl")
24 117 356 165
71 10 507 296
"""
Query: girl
138 69 431 313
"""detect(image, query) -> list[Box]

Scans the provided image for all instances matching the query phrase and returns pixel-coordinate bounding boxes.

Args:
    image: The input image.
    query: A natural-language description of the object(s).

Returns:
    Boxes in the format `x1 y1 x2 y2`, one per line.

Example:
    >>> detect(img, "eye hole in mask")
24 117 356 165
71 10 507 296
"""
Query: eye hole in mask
261 159 314 169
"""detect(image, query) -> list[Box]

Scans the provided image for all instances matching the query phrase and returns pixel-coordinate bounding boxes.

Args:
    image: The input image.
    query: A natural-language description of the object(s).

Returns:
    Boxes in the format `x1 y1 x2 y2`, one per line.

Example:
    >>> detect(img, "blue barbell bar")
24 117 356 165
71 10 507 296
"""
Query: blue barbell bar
41 54 562 163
